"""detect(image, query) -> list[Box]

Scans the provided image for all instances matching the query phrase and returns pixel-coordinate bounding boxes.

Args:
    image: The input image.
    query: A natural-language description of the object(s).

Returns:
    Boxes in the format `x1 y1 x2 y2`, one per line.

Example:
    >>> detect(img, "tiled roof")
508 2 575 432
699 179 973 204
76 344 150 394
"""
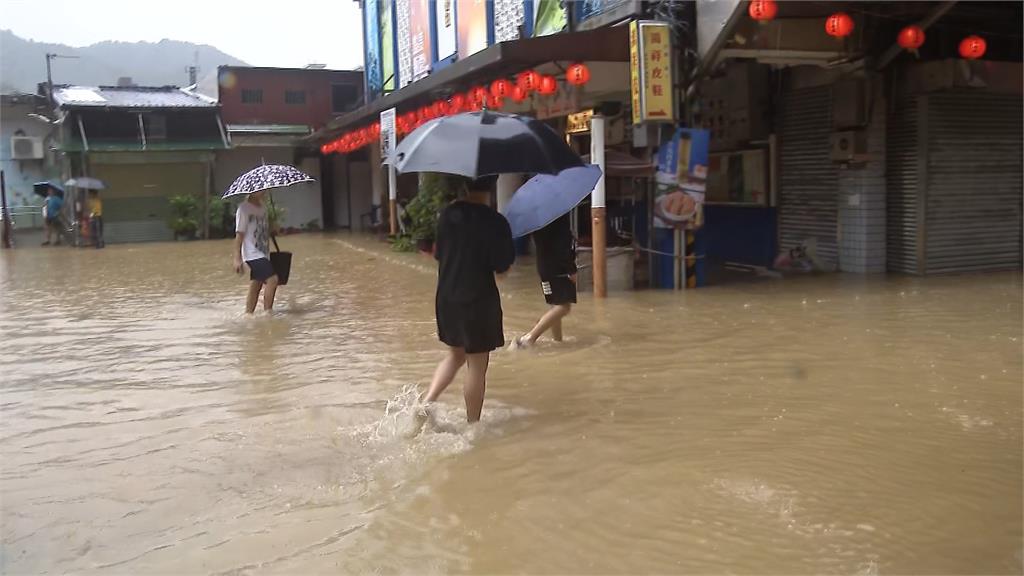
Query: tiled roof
53 85 218 109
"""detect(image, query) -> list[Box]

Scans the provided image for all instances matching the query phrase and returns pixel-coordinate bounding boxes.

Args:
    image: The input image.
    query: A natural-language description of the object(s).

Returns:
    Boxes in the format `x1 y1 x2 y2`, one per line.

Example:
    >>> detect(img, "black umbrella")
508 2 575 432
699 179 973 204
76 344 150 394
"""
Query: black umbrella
33 181 65 198
391 111 583 178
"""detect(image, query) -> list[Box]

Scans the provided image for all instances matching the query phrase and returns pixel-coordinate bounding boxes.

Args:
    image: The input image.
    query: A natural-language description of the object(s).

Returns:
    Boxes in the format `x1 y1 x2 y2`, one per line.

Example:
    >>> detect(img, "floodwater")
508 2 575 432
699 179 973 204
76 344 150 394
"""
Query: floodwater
1 234 1021 575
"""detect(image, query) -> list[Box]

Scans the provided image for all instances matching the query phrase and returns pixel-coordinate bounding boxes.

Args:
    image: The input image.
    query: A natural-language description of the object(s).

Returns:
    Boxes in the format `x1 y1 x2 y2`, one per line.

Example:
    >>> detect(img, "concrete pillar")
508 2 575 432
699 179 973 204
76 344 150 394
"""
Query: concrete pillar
590 115 607 298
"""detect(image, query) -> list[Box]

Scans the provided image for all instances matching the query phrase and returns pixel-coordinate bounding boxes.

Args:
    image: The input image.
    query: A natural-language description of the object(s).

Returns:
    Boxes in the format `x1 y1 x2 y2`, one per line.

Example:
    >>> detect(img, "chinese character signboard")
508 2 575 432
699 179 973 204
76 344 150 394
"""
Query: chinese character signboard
629 20 674 124
396 0 413 87
494 0 525 42
654 128 709 230
380 108 397 161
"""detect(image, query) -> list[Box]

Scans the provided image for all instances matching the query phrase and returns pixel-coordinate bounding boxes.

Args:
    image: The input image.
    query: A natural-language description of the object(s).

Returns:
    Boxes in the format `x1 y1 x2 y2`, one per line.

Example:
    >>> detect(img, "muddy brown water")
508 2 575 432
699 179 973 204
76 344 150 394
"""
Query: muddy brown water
1 234 1021 574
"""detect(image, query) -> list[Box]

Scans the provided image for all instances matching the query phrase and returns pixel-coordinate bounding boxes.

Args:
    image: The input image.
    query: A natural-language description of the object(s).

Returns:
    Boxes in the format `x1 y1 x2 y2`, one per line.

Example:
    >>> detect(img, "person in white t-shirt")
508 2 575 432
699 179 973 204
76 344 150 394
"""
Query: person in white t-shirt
232 191 278 313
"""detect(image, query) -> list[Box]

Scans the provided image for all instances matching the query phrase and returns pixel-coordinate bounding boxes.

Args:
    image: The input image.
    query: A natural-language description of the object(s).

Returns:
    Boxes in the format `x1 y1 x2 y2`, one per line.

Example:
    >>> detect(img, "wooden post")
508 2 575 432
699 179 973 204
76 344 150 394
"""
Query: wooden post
388 164 398 236
590 114 607 298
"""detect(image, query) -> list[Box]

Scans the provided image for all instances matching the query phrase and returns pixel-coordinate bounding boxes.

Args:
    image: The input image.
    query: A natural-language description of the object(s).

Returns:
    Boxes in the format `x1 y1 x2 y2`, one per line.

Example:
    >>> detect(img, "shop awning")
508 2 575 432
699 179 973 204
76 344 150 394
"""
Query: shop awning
309 25 631 145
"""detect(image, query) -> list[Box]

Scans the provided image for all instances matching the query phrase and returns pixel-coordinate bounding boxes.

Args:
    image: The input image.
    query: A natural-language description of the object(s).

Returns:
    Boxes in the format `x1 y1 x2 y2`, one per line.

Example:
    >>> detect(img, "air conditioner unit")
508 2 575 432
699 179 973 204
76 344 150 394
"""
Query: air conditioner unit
11 136 44 160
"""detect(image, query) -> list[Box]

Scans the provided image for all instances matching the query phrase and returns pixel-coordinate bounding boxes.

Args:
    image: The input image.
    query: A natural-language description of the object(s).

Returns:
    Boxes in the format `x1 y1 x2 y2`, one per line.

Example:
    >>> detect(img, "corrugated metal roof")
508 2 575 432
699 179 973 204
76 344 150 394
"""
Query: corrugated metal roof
53 85 218 109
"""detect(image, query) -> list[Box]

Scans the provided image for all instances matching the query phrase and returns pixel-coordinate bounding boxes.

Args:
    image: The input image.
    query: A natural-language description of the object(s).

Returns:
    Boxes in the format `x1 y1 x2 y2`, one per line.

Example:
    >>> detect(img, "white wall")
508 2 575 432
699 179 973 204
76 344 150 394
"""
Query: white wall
0 100 59 228
215 147 323 230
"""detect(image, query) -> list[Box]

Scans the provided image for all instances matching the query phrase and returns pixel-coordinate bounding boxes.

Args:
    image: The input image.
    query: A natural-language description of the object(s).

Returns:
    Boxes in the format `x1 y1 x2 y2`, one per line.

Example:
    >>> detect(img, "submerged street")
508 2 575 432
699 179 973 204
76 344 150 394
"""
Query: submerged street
1 235 1021 574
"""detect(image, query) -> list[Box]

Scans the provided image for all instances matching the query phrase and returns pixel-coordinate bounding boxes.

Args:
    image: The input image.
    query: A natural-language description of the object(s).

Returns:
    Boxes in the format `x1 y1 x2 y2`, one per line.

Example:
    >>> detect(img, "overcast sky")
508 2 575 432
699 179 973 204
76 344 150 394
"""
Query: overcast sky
2 0 365 70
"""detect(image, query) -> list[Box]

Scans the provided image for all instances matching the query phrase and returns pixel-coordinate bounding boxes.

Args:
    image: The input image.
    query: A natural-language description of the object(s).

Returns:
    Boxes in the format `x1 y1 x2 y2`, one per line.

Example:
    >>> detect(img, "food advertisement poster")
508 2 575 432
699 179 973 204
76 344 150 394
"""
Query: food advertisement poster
654 128 710 230
457 0 488 61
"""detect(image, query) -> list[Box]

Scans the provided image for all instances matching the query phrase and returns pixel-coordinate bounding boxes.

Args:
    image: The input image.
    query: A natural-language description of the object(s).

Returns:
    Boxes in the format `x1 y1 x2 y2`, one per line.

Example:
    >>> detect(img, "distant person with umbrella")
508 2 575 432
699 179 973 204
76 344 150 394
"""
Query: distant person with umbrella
41 186 64 246
225 164 314 314
88 189 104 248
502 165 602 349
415 176 515 427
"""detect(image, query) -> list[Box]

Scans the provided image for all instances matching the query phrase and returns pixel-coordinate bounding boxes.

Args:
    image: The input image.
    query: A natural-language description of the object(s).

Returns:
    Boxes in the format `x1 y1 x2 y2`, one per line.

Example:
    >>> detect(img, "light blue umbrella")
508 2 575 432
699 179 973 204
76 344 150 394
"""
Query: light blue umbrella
501 165 602 239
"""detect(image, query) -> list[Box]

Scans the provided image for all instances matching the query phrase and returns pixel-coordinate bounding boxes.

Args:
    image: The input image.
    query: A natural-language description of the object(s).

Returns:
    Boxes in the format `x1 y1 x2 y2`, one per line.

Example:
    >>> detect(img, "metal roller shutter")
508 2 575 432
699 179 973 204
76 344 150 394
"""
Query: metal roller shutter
779 86 839 269
925 92 1022 274
93 163 205 243
886 95 920 274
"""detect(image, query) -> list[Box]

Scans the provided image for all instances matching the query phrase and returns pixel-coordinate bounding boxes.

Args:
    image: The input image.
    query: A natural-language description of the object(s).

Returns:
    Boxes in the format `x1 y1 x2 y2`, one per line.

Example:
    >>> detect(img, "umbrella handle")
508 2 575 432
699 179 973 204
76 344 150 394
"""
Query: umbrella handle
269 193 282 253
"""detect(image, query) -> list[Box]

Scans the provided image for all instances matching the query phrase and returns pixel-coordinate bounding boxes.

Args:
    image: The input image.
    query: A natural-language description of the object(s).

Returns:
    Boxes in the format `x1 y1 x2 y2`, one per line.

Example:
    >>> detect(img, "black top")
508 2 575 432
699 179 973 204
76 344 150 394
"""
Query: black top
533 214 577 280
435 201 515 303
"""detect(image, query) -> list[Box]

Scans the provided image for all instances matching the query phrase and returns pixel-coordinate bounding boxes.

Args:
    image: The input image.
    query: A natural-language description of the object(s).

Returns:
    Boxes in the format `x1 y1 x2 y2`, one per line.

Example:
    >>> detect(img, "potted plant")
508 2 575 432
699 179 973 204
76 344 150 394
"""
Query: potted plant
168 194 200 240
406 173 456 253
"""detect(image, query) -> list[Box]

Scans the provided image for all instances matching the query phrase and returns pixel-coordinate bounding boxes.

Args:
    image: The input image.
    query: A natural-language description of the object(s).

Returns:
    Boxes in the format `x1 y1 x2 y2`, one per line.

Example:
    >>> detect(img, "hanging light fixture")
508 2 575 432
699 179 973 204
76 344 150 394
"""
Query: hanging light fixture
959 35 986 60
517 70 542 93
825 12 854 38
537 75 558 96
897 25 926 51
748 0 778 22
566 63 591 86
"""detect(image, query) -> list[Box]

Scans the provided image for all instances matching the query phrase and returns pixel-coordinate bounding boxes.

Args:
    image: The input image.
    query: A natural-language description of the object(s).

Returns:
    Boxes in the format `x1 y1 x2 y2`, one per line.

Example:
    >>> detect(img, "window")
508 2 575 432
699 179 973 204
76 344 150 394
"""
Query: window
331 83 361 113
285 90 307 105
241 89 263 104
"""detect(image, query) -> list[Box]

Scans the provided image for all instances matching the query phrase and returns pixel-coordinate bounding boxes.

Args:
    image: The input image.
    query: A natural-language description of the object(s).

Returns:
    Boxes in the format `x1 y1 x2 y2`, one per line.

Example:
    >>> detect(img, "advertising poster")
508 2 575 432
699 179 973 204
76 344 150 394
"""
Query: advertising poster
457 0 488 61
363 0 383 97
381 0 395 90
493 0 525 42
435 0 456 61
532 0 567 37
576 0 639 31
654 128 710 230
409 0 432 81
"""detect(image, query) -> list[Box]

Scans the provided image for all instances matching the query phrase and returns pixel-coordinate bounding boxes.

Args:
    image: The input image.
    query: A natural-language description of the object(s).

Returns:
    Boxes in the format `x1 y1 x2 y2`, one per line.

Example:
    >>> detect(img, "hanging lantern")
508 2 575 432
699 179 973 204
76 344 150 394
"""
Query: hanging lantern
511 84 528 103
959 35 986 60
748 0 777 22
486 93 504 109
471 86 489 105
432 100 449 117
320 143 330 155
897 25 926 51
566 63 591 86
517 70 542 93
825 12 854 37
490 78 511 98
449 93 466 112
537 75 558 96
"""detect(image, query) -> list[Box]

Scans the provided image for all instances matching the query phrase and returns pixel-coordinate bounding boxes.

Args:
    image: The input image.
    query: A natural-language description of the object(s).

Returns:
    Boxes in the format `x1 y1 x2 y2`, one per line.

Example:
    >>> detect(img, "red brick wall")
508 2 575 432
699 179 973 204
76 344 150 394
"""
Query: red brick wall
218 68 362 129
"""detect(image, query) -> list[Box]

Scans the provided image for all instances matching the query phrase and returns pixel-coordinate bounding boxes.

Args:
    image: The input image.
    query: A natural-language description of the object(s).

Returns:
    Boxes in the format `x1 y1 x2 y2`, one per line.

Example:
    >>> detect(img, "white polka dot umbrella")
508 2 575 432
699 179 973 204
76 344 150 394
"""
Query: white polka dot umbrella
222 164 315 198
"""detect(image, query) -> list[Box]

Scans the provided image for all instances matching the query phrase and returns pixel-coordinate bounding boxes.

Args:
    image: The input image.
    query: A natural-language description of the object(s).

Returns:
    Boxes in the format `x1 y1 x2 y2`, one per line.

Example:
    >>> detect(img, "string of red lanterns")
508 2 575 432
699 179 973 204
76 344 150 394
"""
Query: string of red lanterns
321 64 592 155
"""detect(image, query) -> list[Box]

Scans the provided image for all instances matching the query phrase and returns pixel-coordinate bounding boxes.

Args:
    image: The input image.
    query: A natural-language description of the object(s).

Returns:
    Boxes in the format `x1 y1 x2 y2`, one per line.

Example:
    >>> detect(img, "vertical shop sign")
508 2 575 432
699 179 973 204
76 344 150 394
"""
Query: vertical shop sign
381 0 396 91
456 0 489 60
493 0 525 42
629 20 674 123
409 0 433 81
396 0 413 87
364 0 383 98
435 0 456 61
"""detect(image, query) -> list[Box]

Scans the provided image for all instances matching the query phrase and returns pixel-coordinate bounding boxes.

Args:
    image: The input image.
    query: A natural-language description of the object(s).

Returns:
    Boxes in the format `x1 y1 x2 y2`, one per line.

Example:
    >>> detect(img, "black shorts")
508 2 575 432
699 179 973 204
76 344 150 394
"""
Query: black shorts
247 258 277 283
542 275 577 305
436 294 504 354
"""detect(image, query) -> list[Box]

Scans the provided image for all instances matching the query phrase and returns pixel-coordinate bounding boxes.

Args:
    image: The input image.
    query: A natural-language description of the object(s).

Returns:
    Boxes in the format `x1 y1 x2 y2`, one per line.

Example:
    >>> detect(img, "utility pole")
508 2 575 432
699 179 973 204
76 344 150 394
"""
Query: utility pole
45 53 79 103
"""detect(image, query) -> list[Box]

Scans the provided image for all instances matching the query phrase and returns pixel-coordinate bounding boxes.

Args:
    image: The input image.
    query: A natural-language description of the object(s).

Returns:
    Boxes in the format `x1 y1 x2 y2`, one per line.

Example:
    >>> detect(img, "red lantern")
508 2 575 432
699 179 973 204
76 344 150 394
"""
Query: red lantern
511 84 528 103
537 75 558 96
825 12 854 38
486 93 504 109
320 143 330 155
373 122 381 137
432 100 449 117
490 78 511 98
449 93 466 112
517 70 541 93
897 25 925 51
566 63 591 86
748 0 777 22
470 86 488 105
959 35 986 60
